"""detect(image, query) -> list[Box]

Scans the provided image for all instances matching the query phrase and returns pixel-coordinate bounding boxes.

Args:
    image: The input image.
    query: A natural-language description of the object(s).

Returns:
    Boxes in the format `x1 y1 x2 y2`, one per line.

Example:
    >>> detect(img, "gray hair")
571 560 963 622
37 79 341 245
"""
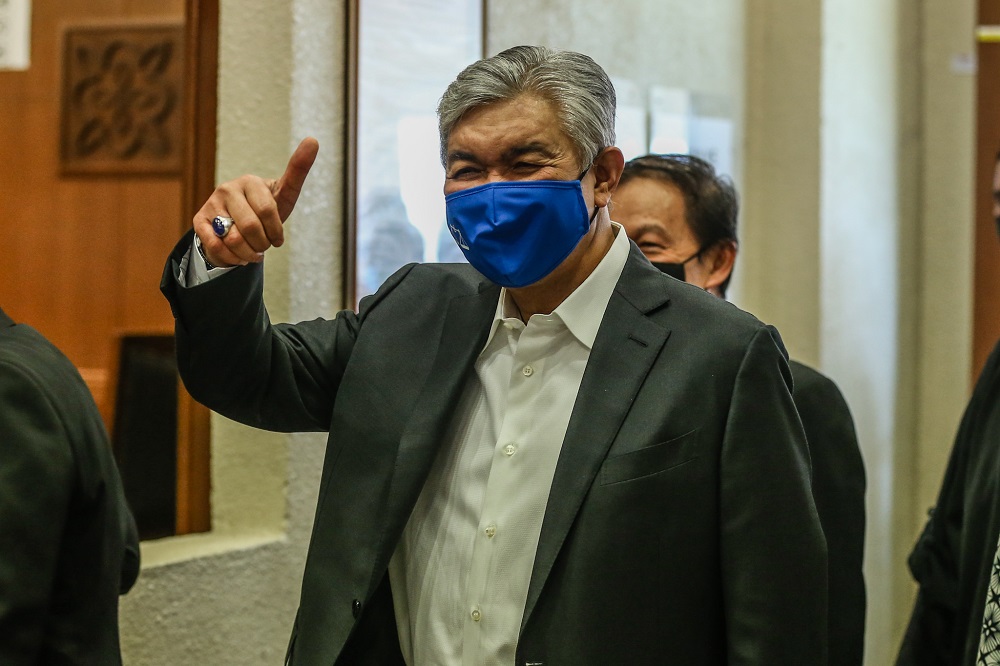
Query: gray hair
437 45 616 167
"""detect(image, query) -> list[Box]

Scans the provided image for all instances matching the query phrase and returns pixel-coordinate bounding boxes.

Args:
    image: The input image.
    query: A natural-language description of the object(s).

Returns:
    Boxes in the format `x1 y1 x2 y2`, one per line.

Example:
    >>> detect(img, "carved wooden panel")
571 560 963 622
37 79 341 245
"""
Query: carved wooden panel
61 22 184 174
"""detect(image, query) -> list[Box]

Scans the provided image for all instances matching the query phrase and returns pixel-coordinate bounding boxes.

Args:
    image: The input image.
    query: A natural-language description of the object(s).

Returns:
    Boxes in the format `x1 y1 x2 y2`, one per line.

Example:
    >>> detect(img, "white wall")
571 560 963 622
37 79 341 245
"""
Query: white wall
741 0 823 363
743 0 976 662
914 0 976 534
819 2 916 661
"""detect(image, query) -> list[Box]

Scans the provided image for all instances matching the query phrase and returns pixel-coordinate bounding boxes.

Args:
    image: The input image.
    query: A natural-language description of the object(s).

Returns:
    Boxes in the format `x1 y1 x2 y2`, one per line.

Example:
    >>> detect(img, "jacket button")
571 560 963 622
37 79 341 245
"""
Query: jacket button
352 599 362 618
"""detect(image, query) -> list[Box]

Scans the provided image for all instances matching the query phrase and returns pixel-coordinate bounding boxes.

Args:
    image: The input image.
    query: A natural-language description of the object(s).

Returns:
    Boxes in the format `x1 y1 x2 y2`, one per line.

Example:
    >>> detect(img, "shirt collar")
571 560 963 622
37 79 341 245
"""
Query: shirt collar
481 222 630 352
553 222 629 349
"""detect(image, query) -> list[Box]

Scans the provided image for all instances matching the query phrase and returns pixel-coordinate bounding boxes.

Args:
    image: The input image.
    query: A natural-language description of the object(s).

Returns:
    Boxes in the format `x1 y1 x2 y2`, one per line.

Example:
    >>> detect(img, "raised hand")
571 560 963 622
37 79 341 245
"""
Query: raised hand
194 137 320 268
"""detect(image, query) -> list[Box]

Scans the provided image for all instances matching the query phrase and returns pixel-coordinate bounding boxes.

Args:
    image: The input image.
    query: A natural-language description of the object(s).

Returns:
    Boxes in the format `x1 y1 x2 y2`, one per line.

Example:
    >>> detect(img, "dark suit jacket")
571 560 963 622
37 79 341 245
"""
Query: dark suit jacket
162 233 828 665
0 307 140 665
790 361 866 666
896 339 1000 665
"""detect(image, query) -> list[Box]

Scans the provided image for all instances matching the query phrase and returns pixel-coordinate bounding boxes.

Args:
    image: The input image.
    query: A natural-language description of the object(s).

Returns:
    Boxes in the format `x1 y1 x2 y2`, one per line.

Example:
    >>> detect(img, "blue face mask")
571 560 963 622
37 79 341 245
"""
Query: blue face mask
445 177 598 288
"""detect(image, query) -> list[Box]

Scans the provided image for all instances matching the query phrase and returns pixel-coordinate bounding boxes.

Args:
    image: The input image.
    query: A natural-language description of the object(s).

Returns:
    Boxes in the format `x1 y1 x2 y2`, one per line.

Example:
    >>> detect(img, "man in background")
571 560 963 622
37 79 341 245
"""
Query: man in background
0 306 140 664
613 153 867 666
896 151 1000 665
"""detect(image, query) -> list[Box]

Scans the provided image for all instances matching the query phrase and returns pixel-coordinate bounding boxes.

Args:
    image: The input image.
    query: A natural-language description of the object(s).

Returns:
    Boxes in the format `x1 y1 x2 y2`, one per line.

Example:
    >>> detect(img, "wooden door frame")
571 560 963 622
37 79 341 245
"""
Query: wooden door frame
175 0 218 534
974 2 1000 380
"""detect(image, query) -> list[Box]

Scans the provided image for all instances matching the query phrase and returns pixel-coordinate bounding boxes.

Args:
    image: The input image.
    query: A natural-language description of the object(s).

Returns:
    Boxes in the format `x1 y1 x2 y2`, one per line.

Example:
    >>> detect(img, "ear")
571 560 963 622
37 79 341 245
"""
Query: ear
591 146 625 209
702 240 737 297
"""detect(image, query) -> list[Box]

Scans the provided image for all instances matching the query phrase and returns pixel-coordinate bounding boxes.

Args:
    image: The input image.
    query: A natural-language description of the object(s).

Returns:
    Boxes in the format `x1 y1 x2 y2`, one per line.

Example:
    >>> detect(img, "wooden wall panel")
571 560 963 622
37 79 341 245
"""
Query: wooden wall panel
0 0 185 407
974 37 1000 378
983 1 1000 25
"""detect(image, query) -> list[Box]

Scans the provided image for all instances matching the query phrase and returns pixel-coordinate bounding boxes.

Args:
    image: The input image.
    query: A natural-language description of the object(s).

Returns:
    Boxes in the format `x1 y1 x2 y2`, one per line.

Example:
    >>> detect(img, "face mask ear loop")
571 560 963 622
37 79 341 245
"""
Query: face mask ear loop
580 160 599 218
581 150 607 219
578 147 602 181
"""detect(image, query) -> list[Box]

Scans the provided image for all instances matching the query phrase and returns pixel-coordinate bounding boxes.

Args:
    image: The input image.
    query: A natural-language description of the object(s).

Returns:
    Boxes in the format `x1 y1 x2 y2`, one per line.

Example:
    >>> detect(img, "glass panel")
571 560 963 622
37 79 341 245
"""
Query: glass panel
487 0 742 181
355 0 483 304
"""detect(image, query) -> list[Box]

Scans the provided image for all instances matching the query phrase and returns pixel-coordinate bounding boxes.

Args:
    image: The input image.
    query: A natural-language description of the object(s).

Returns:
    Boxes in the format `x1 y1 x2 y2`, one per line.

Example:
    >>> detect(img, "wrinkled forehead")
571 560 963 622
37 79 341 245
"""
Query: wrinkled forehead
446 90 579 148
447 94 574 152
457 92 563 131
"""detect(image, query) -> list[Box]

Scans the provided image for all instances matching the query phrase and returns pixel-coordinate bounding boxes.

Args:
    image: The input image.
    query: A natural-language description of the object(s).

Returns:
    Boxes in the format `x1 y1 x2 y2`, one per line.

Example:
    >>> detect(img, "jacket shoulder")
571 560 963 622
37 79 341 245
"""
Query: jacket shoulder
362 262 490 309
653 275 776 348
787 359 852 407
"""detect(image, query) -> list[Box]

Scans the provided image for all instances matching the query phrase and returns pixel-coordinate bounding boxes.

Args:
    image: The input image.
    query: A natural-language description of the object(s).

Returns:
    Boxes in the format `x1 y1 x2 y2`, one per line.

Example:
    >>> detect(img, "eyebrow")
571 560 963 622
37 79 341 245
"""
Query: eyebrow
446 142 559 167
501 143 559 162
630 222 671 241
446 150 479 166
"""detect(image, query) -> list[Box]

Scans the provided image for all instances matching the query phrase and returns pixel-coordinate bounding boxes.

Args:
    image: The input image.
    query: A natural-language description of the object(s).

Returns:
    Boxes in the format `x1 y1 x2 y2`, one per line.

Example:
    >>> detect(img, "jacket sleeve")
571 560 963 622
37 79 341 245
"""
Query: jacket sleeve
792 364 867 666
721 326 829 665
160 231 415 433
0 360 75 664
895 507 958 665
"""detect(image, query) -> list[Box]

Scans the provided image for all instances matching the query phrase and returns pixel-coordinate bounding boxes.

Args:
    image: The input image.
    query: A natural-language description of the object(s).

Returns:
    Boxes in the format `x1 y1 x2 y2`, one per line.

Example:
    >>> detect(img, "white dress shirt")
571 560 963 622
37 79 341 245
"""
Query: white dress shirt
389 225 629 666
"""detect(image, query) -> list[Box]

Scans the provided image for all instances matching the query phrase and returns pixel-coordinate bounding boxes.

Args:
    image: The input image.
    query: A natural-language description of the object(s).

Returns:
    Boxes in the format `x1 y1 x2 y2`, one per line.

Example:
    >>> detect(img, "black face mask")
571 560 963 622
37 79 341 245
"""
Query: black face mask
650 249 702 282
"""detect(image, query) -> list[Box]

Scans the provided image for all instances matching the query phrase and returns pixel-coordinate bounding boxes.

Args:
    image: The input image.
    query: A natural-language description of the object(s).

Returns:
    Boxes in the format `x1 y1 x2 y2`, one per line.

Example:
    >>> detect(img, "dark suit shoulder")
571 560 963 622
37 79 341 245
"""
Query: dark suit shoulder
0 324 79 471
395 262 490 295
0 322 113 476
789 360 845 402
0 324 87 407
352 262 495 330
622 250 770 345
786 359 859 454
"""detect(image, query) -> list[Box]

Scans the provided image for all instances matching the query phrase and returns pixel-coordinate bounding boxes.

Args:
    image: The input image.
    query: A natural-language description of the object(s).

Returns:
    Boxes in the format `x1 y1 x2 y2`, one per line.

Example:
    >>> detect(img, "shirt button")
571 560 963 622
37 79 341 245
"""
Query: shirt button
503 443 517 456
522 365 534 377
485 525 496 538
471 608 482 622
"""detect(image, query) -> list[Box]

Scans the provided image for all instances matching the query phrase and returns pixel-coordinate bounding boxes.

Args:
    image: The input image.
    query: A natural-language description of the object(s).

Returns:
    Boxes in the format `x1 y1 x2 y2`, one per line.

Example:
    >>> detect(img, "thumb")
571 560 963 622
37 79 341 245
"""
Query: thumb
272 137 320 221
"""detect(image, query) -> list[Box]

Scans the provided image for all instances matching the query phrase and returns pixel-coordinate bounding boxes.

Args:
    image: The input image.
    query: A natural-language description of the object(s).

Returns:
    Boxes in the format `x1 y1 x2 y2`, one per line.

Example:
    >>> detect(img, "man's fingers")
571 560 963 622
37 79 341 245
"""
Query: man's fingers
189 138 317 268
245 180 285 248
216 187 275 258
202 231 250 267
195 211 263 265
273 137 319 221
218 224 265 264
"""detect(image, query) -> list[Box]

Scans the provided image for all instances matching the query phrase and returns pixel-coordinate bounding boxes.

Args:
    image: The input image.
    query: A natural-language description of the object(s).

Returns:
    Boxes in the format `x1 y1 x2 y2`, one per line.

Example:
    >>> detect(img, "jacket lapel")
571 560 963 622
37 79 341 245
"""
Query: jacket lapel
520 247 673 631
0 307 14 331
367 281 501 587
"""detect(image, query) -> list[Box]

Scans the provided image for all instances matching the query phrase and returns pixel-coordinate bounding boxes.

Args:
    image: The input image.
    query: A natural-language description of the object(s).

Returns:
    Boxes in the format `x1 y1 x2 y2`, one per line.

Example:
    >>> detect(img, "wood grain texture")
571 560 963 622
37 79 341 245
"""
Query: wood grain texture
974 41 1000 380
0 0 211 535
0 0 184 373
175 0 217 535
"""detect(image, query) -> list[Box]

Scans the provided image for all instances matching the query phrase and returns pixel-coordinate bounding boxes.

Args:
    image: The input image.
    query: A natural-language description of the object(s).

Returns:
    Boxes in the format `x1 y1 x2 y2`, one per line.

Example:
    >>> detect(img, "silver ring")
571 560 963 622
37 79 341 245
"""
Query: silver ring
212 216 234 238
